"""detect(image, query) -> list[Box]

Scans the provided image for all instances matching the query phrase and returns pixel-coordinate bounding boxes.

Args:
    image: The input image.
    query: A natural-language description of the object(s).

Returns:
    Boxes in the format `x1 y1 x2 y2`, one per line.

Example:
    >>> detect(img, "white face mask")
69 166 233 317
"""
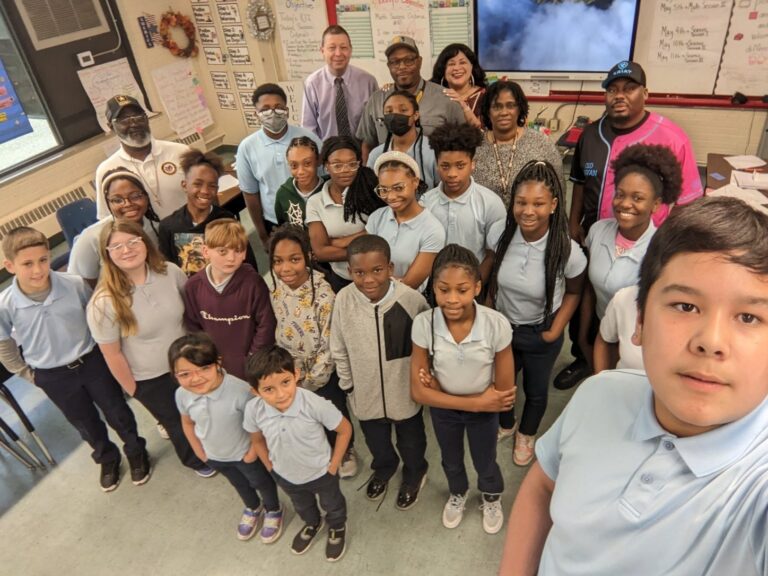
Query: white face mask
258 108 289 134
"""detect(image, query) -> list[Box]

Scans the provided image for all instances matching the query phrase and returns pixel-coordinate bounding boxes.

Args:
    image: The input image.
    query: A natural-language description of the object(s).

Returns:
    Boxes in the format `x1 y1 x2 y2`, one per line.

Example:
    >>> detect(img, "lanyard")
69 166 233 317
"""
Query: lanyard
491 131 519 194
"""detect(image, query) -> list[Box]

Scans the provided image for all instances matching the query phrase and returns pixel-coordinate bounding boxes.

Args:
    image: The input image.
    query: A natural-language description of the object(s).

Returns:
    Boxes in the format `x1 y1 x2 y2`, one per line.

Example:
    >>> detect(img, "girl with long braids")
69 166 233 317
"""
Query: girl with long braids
267 224 358 478
305 136 385 292
365 90 439 189
487 160 587 466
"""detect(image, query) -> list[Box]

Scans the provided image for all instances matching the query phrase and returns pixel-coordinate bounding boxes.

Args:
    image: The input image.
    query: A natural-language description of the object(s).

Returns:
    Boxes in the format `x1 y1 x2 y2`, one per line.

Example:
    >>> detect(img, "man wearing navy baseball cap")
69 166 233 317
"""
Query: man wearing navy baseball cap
554 59 702 391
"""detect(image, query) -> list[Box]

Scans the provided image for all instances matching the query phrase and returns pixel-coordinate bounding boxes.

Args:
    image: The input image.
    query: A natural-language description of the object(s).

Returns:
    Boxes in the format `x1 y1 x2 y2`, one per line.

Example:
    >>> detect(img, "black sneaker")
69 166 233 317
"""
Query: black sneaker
366 476 388 501
100 457 121 492
396 473 427 510
553 359 590 390
128 450 151 486
326 524 347 562
291 519 324 555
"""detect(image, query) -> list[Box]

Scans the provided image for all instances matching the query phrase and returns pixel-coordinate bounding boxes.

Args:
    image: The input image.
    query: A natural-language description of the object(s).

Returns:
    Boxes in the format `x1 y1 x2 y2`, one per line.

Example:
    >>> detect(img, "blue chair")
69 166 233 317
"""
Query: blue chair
51 198 98 270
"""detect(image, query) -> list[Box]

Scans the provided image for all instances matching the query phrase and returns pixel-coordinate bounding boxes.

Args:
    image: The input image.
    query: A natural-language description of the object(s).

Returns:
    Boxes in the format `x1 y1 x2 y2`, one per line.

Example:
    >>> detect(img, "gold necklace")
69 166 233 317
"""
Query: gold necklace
491 129 519 194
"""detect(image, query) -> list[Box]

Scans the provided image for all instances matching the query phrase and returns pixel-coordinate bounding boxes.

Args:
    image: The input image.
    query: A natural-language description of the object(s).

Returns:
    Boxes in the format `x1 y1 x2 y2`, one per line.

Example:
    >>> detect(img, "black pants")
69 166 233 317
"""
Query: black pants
314 371 354 448
358 409 428 487
34 348 145 464
500 322 564 435
207 458 280 511
133 373 204 470
273 471 347 529
431 407 503 496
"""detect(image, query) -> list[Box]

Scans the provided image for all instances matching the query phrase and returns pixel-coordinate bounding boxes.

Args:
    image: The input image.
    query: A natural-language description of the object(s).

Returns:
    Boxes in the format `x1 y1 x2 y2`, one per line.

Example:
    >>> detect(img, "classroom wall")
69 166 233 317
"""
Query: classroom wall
0 0 765 227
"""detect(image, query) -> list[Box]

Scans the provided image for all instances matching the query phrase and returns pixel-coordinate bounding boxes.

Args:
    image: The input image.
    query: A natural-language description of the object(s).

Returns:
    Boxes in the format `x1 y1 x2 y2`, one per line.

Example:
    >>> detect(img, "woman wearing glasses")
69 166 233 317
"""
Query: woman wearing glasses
69 168 161 287
365 90 439 190
473 81 563 208
86 220 215 478
306 136 385 293
366 151 445 292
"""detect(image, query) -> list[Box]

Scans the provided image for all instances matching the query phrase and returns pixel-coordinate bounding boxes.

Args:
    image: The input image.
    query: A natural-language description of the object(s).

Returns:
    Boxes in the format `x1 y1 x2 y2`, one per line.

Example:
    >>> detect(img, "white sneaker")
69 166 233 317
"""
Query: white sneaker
480 497 504 534
513 432 536 466
497 426 516 441
442 492 467 529
339 447 359 479
156 423 169 440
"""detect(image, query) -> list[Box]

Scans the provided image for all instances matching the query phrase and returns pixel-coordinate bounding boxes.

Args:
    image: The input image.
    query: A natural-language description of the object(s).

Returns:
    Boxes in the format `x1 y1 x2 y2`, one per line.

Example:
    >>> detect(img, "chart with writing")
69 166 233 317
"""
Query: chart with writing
151 60 214 138
369 0 431 82
646 0 732 94
274 0 328 80
429 0 472 58
337 3 375 58
716 0 768 95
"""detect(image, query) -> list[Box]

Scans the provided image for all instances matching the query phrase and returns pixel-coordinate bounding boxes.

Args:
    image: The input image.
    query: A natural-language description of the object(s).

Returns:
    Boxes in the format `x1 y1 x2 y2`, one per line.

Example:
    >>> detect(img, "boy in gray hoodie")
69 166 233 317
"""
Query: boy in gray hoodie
331 235 429 510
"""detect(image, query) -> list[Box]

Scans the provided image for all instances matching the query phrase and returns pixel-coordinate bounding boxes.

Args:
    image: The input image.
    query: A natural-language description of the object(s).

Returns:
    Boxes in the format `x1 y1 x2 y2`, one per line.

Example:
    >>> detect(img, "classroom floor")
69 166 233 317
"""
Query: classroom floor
0 184 580 576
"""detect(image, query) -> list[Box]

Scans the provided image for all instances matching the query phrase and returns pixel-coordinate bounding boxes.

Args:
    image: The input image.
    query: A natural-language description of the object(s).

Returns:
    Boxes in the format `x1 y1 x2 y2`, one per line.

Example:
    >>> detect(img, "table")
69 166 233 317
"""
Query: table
706 153 768 193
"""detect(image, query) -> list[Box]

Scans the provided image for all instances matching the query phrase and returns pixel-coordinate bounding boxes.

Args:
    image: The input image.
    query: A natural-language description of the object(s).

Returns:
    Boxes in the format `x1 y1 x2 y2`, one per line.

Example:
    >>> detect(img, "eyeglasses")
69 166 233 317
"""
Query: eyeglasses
105 237 144 253
107 192 145 206
327 160 360 173
257 107 289 118
112 114 148 127
374 182 407 198
387 56 419 69
174 364 216 382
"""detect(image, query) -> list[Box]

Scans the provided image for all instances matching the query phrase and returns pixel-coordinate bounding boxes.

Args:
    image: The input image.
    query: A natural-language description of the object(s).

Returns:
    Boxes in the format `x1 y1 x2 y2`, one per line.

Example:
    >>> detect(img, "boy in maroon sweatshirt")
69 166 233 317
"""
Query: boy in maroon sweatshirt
183 219 276 379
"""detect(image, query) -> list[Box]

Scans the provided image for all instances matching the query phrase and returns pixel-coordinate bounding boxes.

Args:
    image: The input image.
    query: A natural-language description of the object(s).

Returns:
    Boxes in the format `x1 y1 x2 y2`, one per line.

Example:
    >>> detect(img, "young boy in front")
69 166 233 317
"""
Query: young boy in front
183 218 276 380
500 196 768 576
423 122 506 282
0 227 148 491
330 234 430 509
244 345 352 561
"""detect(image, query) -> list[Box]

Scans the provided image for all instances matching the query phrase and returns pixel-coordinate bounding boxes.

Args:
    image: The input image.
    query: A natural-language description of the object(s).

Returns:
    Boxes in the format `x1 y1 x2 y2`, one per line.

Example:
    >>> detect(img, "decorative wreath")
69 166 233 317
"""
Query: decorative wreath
159 11 198 58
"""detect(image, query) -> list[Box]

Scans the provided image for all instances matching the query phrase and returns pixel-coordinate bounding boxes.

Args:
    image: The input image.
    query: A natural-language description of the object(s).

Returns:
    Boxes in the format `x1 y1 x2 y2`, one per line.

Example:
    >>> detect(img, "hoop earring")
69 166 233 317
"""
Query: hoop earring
470 75 475 87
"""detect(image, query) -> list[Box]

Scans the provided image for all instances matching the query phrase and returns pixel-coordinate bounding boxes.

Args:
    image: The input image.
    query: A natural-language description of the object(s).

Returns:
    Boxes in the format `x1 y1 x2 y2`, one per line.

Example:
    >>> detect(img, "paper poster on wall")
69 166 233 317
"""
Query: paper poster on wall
239 92 255 109
210 71 230 89
198 25 219 45
217 3 241 23
243 110 260 129
0 57 32 144
190 0 209 3
222 24 246 45
192 4 214 25
277 81 304 126
233 71 256 90
152 60 214 138
204 46 225 65
274 0 328 80
217 92 238 110
369 0 431 82
715 2 768 96
429 0 472 59
336 3 375 58
77 57 149 132
228 46 252 65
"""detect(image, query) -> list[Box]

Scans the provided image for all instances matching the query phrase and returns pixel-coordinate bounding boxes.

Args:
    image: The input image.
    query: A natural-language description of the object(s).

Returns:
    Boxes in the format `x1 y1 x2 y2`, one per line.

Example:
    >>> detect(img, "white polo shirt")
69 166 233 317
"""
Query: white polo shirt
586 218 656 318
422 178 506 263
305 180 367 280
537 370 768 576
412 303 511 396
599 285 643 370
95 138 190 220
365 206 446 290
491 227 586 326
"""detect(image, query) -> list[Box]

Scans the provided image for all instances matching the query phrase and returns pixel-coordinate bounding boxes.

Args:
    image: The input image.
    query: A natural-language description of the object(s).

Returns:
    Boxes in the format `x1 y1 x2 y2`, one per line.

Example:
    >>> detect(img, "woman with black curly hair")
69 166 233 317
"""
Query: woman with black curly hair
472 80 562 208
578 143 682 367
430 43 486 129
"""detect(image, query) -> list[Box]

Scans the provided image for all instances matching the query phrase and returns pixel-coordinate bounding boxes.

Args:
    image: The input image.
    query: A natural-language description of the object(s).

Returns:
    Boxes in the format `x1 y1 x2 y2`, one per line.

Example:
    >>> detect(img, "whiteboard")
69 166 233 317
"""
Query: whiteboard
715 1 768 96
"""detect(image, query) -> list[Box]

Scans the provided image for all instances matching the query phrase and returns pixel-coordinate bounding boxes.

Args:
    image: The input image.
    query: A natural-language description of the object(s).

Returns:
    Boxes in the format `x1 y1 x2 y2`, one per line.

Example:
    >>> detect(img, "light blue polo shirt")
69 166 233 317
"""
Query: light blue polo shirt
422 178 506 264
491 227 587 326
366 135 440 190
0 272 94 369
365 206 446 290
586 218 655 318
412 303 511 396
536 370 768 576
235 125 321 224
175 374 252 462
243 387 342 485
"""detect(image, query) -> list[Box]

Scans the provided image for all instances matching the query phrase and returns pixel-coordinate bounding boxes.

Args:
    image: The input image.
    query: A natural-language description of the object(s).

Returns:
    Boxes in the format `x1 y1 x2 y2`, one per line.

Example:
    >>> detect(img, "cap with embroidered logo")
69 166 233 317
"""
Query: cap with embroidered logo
602 61 646 89
105 95 144 124
385 35 420 58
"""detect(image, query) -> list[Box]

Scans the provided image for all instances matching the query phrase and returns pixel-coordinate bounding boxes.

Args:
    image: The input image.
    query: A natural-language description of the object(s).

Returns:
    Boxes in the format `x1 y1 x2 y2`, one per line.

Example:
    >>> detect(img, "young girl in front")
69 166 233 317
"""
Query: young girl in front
86 220 212 477
267 224 357 478
366 90 439 189
366 151 446 291
486 160 587 466
411 244 515 534
170 333 283 543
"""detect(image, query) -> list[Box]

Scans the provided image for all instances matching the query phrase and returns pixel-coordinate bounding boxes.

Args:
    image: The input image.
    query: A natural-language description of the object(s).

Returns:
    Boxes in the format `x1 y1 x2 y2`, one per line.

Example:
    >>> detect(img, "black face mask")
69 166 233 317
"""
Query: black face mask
383 113 412 136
